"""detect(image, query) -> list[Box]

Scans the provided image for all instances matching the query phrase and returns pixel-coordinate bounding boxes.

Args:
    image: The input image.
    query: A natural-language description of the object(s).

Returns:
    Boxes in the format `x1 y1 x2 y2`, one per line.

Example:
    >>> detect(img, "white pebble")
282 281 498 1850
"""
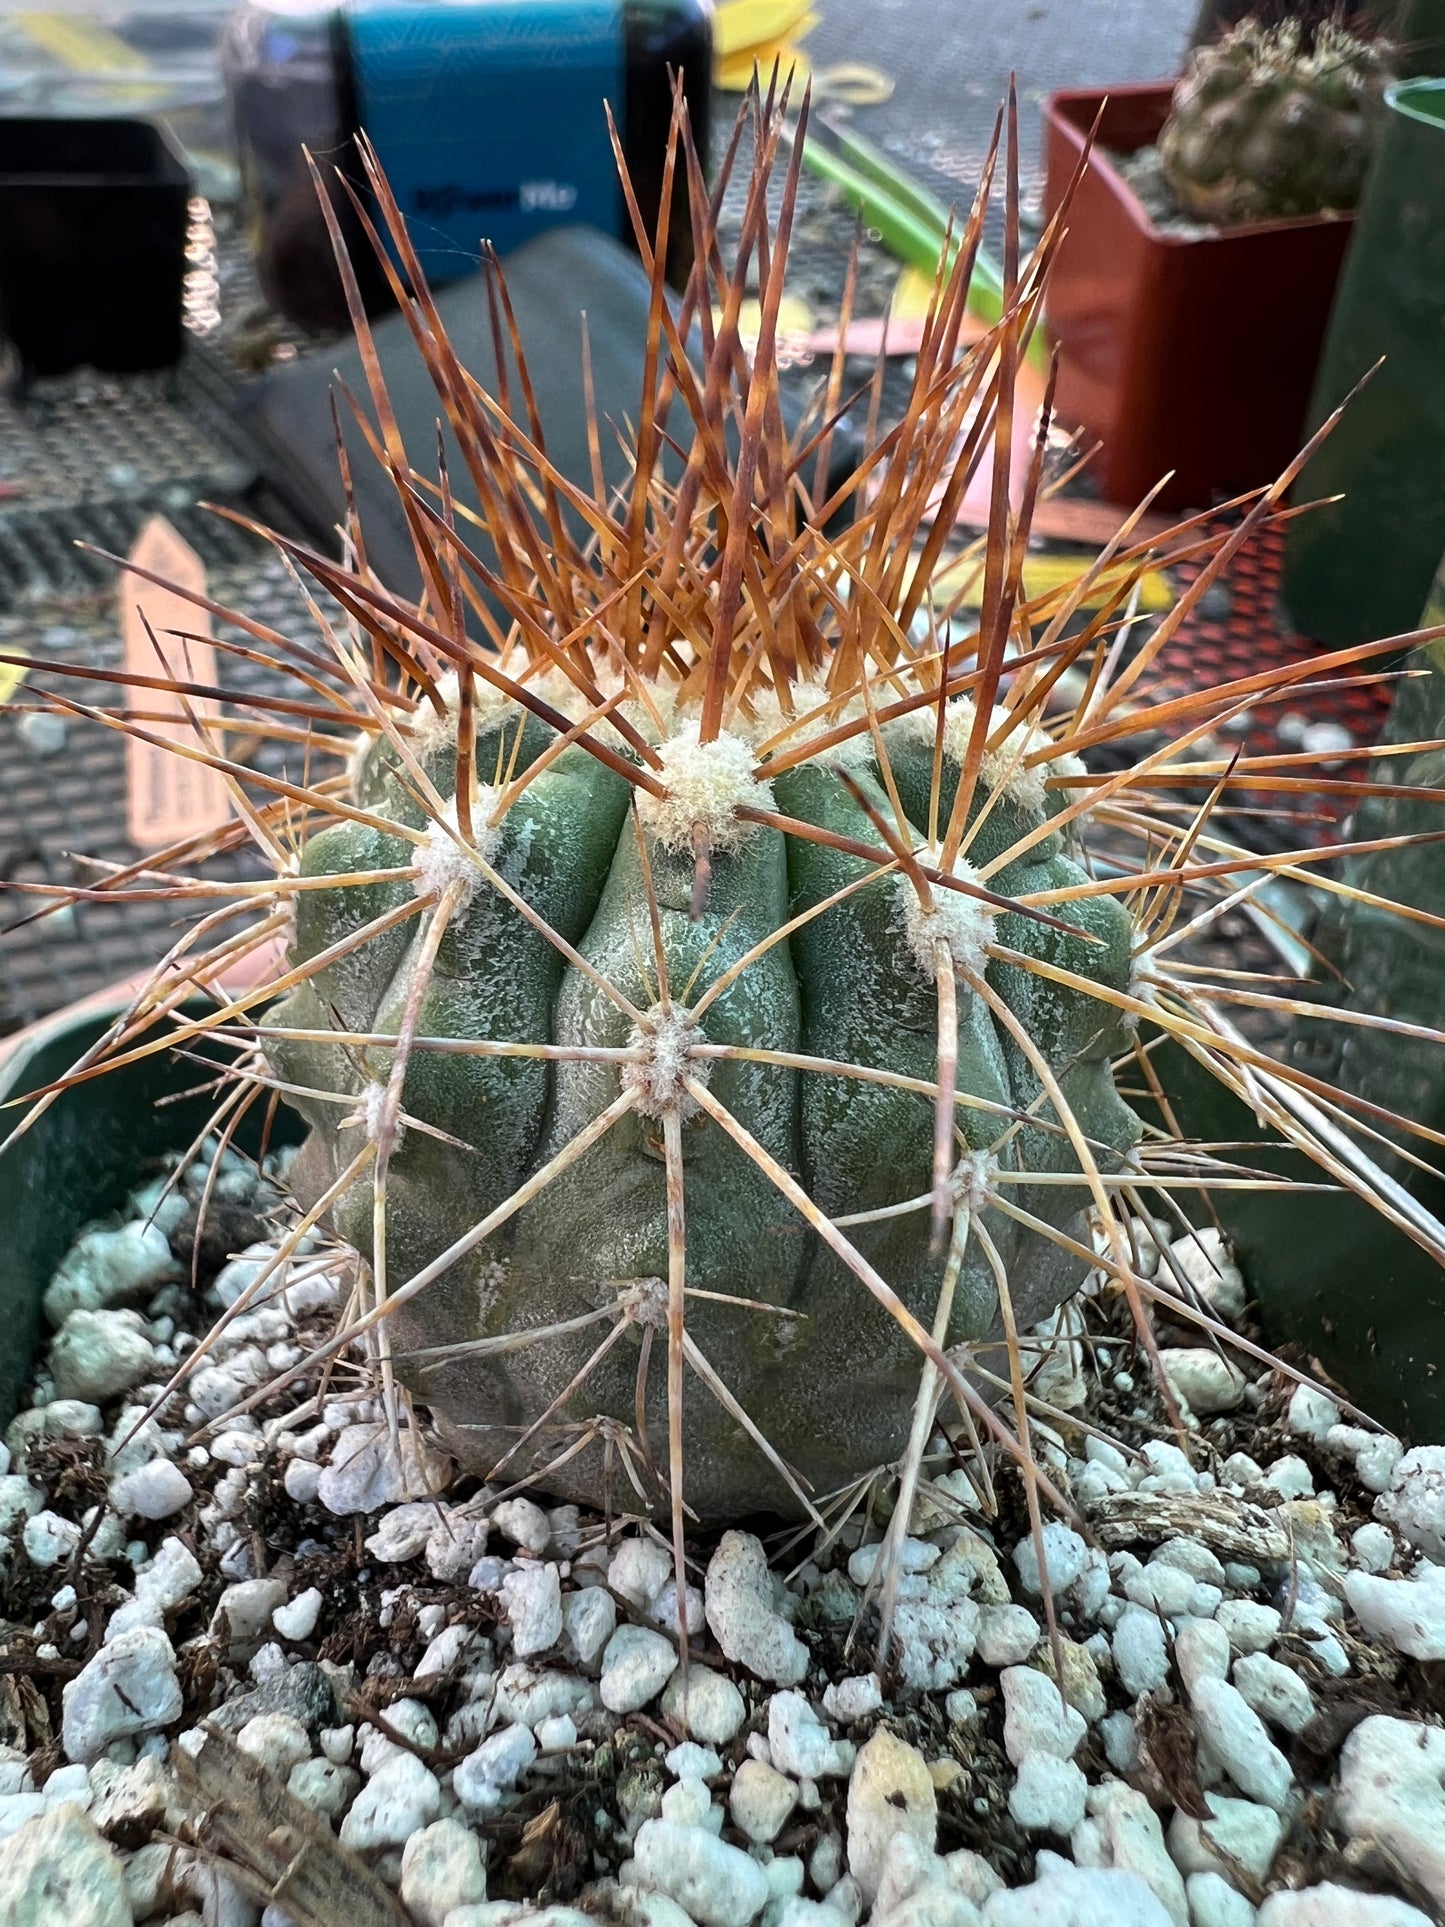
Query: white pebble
400 1817 487 1927
1167 1792 1285 1884
1345 1564 1445 1660
272 1587 323 1641
338 1751 440 1849
1188 1676 1293 1812
844 1730 936 1907
661 1666 747 1746
500 1564 562 1658
1214 1601 1280 1655
1231 1653 1315 1735
977 1604 1042 1668
61 1627 182 1762
1113 1611 1169 1701
1186 1871 1256 1927
454 1724 537 1816
109 1458 192 1520
491 1497 550 1555
1002 1667 1086 1764
283 1458 322 1504
1287 1384 1341 1443
1376 1447 1445 1563
1161 1350 1246 1415
610 1535 674 1608
821 1675 882 1725
1257 1883 1433 1926
704 1532 807 1686
288 1757 359 1817
769 1691 851 1780
600 1624 678 1713
631 1818 770 1927
1174 1619 1230 1697
1013 1523 1088 1598
1009 1754 1087 1835
729 1758 797 1843
1335 1716 1445 1913
236 1712 311 1775
563 1586 617 1667
1352 1523 1396 1573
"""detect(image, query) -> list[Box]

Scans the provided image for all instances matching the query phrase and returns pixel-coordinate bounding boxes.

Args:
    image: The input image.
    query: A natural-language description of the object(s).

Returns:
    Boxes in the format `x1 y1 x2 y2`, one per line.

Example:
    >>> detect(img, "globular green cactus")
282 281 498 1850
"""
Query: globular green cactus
266 684 1139 1520
1159 18 1392 225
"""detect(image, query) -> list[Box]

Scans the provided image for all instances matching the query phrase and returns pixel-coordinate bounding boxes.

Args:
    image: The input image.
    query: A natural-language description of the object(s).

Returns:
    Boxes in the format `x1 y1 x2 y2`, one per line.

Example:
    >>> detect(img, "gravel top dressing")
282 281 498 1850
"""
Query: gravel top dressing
2 1138 1443 1927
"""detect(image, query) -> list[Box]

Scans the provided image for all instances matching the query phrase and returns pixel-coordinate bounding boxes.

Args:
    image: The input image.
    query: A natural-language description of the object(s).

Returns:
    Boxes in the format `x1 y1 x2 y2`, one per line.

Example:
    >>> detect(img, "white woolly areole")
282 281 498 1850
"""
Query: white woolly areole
904 696 1054 814
737 681 872 771
621 1005 712 1118
950 1150 999 1214
897 849 997 981
412 793 502 905
637 724 773 852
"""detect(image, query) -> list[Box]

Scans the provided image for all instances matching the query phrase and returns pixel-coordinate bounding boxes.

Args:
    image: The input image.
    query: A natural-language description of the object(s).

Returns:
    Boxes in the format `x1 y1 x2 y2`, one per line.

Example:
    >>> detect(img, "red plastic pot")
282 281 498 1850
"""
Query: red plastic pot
1042 84 1355 510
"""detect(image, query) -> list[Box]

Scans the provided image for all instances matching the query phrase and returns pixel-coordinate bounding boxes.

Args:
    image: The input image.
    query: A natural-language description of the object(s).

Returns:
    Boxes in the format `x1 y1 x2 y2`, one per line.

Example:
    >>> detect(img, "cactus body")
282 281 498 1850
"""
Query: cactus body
1158 19 1390 225
268 691 1138 1521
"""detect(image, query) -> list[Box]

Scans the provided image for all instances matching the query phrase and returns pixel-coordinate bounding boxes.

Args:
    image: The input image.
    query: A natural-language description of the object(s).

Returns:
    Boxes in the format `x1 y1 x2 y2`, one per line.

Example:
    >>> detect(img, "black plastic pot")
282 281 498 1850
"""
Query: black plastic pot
0 117 191 380
0 1002 302 1430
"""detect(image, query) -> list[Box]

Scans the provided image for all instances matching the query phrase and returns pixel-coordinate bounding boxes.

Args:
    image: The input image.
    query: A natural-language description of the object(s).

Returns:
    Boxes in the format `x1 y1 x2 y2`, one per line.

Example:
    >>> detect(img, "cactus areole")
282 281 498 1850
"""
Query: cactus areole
268 674 1139 1520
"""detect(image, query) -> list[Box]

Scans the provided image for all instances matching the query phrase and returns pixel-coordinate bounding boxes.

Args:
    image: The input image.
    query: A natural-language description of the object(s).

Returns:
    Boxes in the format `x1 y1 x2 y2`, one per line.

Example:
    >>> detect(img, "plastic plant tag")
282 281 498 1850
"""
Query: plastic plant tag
122 516 231 850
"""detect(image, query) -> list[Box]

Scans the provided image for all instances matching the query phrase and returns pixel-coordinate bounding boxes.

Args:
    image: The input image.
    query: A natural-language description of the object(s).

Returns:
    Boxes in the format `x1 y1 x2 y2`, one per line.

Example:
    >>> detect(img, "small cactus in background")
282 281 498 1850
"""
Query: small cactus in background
1159 16 1392 224
12 89 1445 1604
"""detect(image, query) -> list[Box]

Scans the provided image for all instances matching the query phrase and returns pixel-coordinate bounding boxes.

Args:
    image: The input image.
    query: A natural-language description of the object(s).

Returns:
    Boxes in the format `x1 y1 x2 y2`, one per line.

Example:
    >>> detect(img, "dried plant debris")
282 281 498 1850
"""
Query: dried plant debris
4 75 1445 1927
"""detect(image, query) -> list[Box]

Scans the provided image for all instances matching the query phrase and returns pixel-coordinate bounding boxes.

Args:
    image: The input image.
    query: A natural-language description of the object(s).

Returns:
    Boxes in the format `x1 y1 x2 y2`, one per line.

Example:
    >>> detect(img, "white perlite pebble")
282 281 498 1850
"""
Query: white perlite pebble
1214 1600 1281 1655
1376 1447 1445 1563
24 1510 81 1567
272 1587 323 1641
661 1666 747 1746
1352 1523 1396 1573
1160 1350 1246 1416
610 1536 675 1609
1257 1885 1432 1926
705 1532 807 1686
1009 1755 1087 1835
454 1725 538 1816
1173 1620 1230 1698
500 1564 563 1658
61 1627 182 1762
288 1757 359 1818
237 1713 312 1776
1231 1653 1316 1735
107 1534 202 1638
1013 1524 1088 1599
492 1497 551 1555
631 1818 771 1927
400 1818 487 1927
109 1458 193 1520
845 1729 936 1906
1161 1228 1246 1321
1113 1611 1169 1702
563 1585 617 1667
729 1759 798 1844
1071 1783 1187 1927
769 1691 852 1779
982 1865 1175 1926
1166 1793 1285 1884
1 1804 132 1926
338 1751 441 1849
1287 1384 1341 1443
317 1422 449 1514
977 1605 1041 1669
822 1675 883 1724
1185 1872 1256 1927
1001 1667 1086 1764
1188 1676 1293 1813
215 1577 287 1653
1344 1565 1445 1660
366 1501 438 1562
1335 1716 1445 1911
600 1625 678 1713
50 1311 154 1404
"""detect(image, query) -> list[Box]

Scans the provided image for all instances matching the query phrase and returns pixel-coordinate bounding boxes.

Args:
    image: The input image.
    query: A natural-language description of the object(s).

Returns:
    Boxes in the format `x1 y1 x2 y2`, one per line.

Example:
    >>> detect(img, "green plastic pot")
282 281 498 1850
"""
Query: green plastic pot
1283 79 1445 645
0 1001 303 1431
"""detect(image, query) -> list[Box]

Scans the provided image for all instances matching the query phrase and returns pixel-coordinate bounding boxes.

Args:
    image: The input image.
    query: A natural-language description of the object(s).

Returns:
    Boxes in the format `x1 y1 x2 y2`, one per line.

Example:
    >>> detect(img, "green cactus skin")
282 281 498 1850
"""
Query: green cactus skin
267 697 1139 1521
1158 20 1391 226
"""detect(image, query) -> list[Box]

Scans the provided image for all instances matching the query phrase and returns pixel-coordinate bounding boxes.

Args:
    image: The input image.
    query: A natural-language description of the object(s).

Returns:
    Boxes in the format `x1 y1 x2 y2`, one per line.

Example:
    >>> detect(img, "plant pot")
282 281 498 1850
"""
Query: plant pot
0 117 191 381
1281 80 1445 647
0 999 303 1431
1042 84 1354 510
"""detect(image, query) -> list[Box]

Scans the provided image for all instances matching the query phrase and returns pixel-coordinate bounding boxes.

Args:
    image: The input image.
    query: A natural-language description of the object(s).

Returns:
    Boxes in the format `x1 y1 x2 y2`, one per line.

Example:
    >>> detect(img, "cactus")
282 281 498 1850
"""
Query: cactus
14 96 1445 1576
1159 17 1392 224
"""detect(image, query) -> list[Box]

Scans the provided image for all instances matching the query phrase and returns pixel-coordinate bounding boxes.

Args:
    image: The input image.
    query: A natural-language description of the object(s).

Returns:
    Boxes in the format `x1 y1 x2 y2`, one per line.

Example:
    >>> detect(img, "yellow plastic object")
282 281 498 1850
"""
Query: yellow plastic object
715 0 818 91
933 552 1175 616
0 650 31 707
